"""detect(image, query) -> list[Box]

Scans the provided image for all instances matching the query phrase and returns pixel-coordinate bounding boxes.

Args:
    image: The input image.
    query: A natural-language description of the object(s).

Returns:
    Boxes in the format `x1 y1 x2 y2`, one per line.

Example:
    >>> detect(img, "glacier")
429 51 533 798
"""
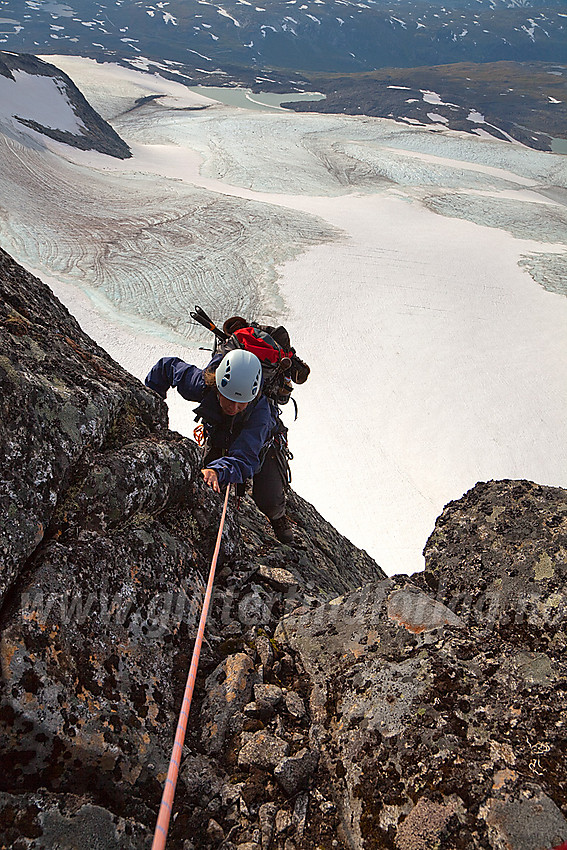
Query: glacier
0 54 565 575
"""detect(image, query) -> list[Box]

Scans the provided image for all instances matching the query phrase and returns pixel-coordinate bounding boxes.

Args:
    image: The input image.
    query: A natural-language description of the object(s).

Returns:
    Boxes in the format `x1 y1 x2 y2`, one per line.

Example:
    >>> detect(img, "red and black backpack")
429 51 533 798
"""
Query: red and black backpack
190 307 310 409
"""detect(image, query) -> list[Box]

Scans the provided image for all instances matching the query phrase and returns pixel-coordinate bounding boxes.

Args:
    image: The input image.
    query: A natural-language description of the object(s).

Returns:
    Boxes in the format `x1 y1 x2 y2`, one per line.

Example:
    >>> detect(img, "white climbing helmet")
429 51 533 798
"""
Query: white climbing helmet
215 349 262 403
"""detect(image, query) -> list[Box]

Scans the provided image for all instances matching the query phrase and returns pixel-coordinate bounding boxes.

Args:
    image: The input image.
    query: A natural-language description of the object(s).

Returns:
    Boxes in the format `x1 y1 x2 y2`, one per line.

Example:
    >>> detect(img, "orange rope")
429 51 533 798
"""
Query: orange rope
152 484 231 850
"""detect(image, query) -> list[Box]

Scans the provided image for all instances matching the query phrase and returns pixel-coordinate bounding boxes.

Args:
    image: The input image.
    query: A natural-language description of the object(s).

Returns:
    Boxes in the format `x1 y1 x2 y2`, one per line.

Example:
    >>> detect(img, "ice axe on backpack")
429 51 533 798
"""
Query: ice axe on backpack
190 306 228 342
190 306 308 417
191 308 291 372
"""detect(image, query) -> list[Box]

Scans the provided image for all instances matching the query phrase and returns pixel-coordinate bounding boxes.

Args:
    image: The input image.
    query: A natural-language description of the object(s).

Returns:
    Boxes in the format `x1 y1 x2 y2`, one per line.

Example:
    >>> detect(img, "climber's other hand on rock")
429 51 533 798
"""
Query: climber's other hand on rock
202 468 220 493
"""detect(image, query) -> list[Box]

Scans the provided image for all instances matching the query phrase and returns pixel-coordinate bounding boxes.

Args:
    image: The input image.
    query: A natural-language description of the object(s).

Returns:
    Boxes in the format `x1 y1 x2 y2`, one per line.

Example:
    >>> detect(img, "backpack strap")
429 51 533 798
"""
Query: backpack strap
258 414 293 487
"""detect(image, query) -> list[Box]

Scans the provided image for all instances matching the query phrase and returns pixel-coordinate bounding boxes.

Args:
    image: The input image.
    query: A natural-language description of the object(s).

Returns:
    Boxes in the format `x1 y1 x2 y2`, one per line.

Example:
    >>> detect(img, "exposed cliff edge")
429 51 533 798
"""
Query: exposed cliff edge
0 245 566 849
0 51 131 159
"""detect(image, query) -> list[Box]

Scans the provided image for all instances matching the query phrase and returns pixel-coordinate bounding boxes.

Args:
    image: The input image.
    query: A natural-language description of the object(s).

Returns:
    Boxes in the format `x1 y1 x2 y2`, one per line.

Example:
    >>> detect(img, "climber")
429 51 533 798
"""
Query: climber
144 348 294 545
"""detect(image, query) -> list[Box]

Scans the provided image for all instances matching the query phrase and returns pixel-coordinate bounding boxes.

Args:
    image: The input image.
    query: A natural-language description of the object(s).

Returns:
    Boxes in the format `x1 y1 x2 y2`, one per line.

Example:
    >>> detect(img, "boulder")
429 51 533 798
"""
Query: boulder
238 731 290 771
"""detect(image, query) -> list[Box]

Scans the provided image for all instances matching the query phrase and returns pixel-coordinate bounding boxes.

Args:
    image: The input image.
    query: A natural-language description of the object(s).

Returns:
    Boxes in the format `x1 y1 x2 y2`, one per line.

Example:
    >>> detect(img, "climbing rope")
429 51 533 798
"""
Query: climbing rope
152 484 231 850
193 423 206 447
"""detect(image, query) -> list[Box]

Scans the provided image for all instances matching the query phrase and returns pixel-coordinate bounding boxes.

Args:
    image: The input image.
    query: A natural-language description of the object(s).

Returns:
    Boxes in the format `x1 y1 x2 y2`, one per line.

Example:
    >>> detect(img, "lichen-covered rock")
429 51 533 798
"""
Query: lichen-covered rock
201 653 258 754
259 801 278 849
421 478 567 638
393 795 463 850
479 785 567 850
2 247 566 850
283 691 305 720
1 248 383 847
0 790 152 849
0 247 166 607
254 684 284 706
238 730 290 770
276 482 567 849
274 748 319 796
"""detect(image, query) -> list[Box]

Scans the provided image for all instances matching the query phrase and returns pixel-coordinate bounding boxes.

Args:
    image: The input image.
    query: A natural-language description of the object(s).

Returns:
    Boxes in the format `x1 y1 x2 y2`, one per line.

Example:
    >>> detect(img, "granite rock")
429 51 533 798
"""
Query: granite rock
1 248 565 849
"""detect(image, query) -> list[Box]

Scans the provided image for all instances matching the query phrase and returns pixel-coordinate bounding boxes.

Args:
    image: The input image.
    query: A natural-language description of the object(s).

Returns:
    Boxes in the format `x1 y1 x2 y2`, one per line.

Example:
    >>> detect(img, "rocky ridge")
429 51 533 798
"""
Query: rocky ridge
0 51 131 159
0 245 566 849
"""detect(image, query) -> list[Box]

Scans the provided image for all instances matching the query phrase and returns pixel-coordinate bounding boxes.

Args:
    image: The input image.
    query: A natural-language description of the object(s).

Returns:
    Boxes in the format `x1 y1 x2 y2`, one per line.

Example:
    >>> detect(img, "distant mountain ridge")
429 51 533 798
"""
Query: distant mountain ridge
0 0 565 73
1 0 565 152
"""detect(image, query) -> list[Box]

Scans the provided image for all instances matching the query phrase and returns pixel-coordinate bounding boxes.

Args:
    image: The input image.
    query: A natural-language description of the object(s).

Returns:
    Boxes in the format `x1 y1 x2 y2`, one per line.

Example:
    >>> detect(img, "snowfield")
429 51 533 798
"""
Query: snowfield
1 55 566 575
0 68 88 132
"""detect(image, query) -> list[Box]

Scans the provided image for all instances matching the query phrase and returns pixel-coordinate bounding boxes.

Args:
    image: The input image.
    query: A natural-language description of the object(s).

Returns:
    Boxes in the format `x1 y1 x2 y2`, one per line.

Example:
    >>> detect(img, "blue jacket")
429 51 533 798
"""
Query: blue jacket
145 356 277 487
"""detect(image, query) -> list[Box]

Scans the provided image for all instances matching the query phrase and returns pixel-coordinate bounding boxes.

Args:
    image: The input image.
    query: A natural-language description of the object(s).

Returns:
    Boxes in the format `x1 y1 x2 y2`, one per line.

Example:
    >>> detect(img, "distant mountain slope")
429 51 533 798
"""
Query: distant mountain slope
0 51 131 158
1 0 565 153
292 60 567 151
0 0 565 73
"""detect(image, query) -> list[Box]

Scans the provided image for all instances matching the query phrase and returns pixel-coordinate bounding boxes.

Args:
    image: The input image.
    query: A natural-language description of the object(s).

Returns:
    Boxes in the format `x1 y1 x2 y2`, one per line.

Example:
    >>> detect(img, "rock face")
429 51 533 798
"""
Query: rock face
278 479 567 849
0 246 383 847
0 51 131 159
1 245 566 849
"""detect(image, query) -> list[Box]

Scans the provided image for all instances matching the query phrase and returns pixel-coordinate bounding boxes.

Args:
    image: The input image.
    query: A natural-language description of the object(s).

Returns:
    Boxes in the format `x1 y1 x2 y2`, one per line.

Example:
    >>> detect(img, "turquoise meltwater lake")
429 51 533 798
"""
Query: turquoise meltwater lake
187 86 325 113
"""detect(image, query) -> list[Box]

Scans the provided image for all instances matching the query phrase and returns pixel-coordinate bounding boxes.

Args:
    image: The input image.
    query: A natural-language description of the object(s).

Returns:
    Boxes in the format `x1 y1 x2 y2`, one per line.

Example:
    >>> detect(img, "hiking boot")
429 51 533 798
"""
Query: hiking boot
270 514 294 545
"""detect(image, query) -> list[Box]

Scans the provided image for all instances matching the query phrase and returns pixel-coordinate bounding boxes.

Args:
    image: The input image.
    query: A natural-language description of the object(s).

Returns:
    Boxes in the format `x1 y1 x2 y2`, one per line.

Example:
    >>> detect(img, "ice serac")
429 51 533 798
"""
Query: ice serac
0 51 131 158
0 246 566 848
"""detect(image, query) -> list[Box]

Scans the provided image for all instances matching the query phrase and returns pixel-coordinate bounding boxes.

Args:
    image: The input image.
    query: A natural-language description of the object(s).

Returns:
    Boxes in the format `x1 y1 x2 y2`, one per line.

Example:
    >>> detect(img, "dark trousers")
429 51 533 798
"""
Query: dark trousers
204 445 286 521
252 446 286 521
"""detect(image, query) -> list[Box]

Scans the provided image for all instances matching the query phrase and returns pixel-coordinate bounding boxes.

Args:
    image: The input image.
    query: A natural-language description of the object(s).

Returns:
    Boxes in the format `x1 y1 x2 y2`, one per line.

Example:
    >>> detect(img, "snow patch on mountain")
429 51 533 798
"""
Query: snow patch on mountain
218 7 241 25
0 68 87 133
